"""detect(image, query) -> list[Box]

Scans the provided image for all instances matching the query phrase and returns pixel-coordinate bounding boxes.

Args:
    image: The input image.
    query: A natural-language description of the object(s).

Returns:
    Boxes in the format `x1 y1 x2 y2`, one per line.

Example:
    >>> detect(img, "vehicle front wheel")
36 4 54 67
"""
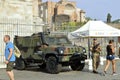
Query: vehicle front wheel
15 57 26 70
71 61 85 71
46 56 62 74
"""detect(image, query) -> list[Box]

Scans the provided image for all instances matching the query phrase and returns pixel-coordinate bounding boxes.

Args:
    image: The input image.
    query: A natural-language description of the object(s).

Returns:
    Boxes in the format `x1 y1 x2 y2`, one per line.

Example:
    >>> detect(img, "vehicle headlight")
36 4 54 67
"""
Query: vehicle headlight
56 47 65 54
83 49 86 53
60 50 64 54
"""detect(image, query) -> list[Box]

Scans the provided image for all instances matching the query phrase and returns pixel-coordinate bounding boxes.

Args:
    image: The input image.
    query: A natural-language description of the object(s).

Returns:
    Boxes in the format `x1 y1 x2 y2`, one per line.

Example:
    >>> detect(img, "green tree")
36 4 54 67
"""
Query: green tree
107 13 112 23
86 17 93 21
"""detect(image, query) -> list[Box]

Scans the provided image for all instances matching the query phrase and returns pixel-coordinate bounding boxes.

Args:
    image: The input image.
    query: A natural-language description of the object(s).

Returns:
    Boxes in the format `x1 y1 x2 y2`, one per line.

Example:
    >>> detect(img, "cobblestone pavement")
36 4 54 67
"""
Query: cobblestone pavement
0 60 120 80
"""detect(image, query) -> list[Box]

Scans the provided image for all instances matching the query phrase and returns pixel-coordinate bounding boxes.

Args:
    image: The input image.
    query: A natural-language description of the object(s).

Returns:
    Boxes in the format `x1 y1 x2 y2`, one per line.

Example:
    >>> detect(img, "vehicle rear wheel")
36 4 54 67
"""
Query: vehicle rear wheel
15 57 26 70
46 56 62 74
71 61 85 71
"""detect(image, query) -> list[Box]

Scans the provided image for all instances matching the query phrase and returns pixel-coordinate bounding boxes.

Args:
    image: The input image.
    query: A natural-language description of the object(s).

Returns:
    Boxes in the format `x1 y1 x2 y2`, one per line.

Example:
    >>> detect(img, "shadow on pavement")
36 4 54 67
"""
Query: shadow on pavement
15 66 74 74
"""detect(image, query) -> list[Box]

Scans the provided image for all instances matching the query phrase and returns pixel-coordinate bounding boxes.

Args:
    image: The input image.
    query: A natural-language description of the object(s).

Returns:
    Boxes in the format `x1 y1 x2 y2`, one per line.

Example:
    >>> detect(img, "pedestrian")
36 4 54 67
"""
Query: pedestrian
104 40 117 75
91 39 101 74
4 35 15 80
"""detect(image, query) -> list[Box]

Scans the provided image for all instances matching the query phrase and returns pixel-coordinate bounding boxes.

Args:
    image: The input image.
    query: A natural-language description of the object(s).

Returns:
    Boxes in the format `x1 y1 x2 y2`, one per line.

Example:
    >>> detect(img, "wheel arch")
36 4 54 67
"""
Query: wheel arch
45 51 59 62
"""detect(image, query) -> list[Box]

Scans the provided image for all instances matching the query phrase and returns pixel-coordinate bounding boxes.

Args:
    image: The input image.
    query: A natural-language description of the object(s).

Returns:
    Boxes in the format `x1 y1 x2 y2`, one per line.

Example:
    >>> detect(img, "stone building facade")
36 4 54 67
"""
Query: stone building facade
0 0 86 24
0 0 42 24
39 0 86 24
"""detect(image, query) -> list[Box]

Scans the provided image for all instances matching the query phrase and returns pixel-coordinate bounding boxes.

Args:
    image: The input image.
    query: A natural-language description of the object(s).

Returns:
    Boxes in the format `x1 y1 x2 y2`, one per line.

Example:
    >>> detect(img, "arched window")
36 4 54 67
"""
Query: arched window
65 4 75 10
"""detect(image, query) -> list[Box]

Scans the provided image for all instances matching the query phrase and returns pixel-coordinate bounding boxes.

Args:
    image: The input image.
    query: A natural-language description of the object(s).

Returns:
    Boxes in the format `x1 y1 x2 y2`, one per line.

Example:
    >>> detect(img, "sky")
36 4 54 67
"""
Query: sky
43 0 120 21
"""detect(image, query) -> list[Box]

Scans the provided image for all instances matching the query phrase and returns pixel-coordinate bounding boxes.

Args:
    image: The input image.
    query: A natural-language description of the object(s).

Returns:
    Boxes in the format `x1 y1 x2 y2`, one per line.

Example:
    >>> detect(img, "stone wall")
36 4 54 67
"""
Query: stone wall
0 0 43 24
108 23 120 29
40 0 86 24
0 0 33 23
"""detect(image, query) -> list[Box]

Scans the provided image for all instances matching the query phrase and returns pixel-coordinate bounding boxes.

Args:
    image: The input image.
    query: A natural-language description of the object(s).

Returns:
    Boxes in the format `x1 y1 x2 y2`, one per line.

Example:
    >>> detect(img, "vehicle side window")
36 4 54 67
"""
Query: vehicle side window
58 38 68 43
46 37 56 44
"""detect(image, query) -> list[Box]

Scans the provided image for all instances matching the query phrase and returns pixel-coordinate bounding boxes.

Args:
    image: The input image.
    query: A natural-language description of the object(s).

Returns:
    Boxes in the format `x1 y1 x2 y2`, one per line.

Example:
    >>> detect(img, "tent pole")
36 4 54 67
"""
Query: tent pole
88 37 91 58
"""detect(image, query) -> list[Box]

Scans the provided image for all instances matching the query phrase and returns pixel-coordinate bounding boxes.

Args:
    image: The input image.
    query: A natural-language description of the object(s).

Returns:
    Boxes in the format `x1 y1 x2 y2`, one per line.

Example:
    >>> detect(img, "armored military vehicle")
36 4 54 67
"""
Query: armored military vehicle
14 32 87 74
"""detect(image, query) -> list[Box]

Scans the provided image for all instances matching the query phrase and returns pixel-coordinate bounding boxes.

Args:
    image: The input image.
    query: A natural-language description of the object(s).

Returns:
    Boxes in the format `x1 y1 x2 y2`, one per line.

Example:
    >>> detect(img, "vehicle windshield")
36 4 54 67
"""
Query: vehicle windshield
46 36 71 45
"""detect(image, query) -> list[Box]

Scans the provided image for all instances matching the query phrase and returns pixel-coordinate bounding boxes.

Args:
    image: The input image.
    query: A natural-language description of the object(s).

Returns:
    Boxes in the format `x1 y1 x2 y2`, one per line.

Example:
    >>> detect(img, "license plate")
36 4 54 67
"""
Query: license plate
81 61 85 63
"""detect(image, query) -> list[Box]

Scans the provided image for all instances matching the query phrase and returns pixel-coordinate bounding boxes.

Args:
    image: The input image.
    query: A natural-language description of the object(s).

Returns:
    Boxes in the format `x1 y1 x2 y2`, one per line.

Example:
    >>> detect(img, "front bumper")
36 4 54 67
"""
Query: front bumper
58 53 87 63
71 53 87 60
69 53 87 64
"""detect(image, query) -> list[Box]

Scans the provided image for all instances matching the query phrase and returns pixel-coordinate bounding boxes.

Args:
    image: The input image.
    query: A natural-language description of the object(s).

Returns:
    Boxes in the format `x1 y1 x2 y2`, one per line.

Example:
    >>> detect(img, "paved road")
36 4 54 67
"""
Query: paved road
0 60 120 80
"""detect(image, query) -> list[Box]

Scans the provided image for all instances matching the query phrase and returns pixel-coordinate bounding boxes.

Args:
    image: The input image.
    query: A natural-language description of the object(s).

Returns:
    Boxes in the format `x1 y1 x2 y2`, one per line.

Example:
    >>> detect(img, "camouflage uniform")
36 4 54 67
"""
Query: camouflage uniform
92 52 100 71
92 44 101 72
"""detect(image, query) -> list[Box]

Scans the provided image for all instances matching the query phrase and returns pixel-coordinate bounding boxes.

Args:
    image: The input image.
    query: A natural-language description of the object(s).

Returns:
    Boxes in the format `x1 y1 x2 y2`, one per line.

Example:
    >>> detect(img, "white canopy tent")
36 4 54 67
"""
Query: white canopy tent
68 21 120 59
68 21 120 38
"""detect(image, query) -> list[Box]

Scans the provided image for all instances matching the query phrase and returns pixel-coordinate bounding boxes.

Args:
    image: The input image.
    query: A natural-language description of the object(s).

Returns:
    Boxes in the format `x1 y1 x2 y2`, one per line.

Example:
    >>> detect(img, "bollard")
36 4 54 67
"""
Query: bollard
88 59 93 71
100 57 104 65
68 66 72 70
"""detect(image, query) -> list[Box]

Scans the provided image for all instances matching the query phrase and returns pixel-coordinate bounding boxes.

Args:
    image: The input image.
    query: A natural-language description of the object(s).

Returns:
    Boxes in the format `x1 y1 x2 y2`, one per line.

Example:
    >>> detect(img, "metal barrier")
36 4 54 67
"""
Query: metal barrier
71 37 119 58
0 19 42 63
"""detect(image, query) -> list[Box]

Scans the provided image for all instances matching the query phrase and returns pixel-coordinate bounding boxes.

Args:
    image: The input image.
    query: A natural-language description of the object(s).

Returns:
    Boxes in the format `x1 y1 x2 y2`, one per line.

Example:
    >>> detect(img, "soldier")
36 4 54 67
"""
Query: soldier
91 39 101 74
4 35 15 80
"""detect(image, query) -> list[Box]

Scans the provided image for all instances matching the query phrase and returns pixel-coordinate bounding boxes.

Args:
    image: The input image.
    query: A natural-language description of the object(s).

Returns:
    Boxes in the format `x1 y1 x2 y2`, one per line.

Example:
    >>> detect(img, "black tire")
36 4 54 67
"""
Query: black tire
46 56 62 74
71 62 85 71
15 57 26 70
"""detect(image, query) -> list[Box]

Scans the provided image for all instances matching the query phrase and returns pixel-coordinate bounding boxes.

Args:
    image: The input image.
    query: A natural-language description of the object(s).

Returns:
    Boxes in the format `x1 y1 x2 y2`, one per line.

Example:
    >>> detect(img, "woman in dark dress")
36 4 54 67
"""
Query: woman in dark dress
104 40 116 75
